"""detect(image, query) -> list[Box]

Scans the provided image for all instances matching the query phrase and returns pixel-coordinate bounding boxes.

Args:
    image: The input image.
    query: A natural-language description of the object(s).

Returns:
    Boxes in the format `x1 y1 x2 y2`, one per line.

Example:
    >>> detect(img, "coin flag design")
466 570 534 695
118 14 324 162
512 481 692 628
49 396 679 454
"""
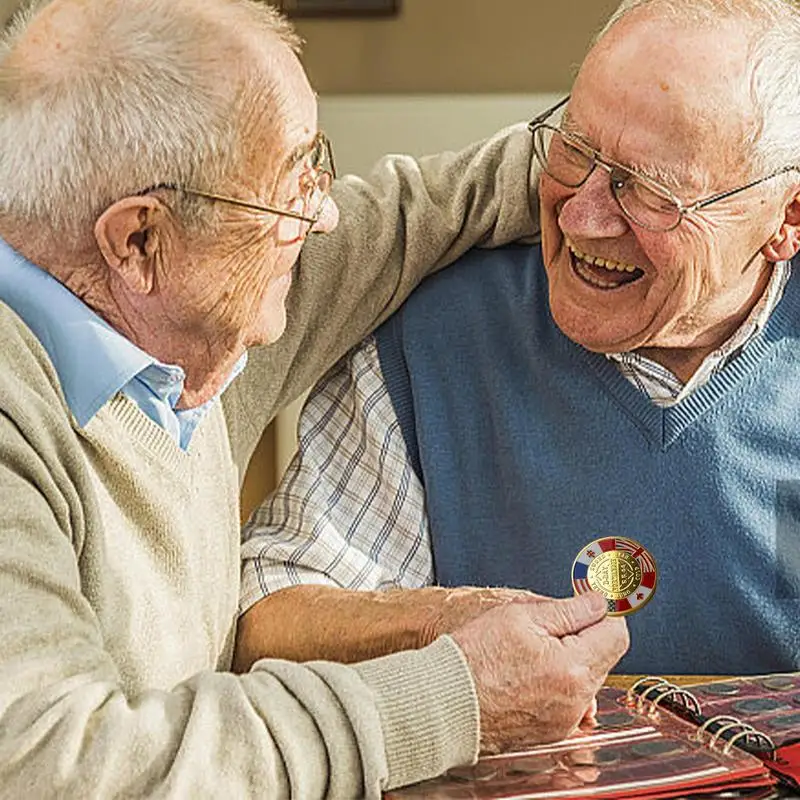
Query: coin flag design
572 536 657 616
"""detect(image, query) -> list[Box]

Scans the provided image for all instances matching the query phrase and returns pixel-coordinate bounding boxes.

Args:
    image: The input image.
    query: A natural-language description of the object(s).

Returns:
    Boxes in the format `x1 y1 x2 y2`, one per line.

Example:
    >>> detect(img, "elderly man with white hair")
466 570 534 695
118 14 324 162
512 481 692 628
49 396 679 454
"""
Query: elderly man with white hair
240 0 800 678
0 0 629 796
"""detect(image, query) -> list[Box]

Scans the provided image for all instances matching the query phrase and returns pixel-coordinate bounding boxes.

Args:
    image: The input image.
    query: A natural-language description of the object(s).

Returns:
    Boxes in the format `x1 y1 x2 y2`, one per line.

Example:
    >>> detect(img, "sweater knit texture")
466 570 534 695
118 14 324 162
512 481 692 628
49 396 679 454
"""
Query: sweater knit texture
0 124 540 797
376 244 800 676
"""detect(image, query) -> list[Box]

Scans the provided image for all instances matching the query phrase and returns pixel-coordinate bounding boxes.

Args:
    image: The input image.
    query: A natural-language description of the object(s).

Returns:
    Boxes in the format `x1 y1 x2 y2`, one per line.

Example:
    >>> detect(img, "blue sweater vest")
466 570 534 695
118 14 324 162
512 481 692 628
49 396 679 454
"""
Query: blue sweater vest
375 244 800 675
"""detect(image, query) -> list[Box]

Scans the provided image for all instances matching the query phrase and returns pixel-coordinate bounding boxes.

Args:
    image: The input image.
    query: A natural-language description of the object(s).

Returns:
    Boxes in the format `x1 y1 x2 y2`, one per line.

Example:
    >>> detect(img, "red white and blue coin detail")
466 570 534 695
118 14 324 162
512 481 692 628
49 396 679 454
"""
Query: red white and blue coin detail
571 536 658 616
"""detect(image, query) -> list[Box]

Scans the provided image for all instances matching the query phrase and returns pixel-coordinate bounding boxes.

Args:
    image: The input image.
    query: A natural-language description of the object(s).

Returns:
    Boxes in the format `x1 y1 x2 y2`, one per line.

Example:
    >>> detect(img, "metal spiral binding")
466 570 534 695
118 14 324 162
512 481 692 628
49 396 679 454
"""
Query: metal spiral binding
708 720 756 749
694 715 742 742
626 677 776 758
627 676 670 710
649 686 702 715
627 676 701 717
724 728 775 757
695 713 776 758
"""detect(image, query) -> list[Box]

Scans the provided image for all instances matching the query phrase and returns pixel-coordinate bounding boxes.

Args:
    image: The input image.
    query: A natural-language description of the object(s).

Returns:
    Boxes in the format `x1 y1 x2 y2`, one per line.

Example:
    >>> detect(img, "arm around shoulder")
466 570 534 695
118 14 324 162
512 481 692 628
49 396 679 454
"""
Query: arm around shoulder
224 125 542 468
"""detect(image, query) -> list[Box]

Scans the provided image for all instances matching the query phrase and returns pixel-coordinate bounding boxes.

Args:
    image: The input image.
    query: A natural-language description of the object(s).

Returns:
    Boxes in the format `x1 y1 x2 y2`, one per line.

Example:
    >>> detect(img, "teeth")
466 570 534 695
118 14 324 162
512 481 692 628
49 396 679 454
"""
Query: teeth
573 260 618 288
567 241 641 274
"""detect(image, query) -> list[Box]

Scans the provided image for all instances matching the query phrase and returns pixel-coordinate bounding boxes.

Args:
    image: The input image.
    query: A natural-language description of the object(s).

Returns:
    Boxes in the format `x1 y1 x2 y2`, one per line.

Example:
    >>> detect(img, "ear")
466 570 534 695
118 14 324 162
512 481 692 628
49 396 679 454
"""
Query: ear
762 191 800 262
94 196 170 294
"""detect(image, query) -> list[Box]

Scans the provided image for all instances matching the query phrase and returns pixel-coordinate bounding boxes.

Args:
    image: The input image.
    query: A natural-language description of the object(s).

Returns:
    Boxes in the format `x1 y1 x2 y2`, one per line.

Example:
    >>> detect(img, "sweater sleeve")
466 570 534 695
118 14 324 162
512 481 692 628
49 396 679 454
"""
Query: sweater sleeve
0 391 478 797
224 123 540 473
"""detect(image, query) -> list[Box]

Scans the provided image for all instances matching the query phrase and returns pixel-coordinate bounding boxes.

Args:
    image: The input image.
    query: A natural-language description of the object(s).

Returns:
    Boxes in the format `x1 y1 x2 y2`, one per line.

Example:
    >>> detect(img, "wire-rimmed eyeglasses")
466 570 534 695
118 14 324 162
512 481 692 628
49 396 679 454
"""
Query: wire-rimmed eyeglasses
141 131 336 243
528 96 800 233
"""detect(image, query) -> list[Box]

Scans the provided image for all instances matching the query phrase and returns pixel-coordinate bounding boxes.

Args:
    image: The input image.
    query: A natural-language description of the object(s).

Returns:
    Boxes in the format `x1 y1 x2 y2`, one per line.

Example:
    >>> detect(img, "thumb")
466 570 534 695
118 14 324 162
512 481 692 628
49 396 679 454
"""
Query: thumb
524 592 608 637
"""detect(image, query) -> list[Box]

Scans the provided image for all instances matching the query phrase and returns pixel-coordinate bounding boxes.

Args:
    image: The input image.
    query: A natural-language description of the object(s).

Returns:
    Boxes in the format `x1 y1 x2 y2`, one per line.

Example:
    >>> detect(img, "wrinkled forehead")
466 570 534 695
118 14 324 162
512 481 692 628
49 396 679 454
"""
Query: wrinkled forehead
567 12 758 187
235 41 320 192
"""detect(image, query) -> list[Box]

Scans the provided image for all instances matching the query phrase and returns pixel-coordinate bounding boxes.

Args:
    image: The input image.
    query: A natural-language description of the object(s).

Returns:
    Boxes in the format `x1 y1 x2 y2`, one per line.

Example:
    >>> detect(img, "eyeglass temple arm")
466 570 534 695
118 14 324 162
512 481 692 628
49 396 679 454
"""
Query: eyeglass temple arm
689 165 800 213
527 95 571 131
141 183 319 224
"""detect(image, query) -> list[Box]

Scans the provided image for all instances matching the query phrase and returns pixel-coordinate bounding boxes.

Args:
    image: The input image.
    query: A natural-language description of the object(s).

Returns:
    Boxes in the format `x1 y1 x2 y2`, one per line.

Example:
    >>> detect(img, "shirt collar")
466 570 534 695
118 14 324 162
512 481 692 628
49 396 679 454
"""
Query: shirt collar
0 237 159 425
606 260 791 405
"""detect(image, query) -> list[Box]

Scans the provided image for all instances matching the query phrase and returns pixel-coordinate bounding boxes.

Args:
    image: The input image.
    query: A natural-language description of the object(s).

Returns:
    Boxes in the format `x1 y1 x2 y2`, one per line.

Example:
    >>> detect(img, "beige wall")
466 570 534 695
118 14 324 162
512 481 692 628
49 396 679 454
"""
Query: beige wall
0 0 20 26
2 1 617 91
3 1 619 92
293 0 620 94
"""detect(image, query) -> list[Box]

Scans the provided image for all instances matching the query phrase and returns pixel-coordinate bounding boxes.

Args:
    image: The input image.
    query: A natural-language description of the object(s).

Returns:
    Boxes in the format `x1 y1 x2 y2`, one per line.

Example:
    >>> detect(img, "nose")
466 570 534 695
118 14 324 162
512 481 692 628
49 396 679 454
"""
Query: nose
312 194 339 234
557 166 629 241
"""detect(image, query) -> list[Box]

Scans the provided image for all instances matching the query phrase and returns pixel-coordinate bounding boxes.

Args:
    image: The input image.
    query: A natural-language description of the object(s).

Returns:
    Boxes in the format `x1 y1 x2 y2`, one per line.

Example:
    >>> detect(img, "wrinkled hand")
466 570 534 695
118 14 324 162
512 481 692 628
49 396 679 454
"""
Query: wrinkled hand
418 585 551 646
451 592 628 753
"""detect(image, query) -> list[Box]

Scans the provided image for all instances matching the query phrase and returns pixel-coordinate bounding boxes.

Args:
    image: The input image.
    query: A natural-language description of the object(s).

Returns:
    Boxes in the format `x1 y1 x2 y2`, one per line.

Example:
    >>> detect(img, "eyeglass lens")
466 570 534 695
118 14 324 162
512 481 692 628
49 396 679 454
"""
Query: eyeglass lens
276 137 335 244
532 124 682 231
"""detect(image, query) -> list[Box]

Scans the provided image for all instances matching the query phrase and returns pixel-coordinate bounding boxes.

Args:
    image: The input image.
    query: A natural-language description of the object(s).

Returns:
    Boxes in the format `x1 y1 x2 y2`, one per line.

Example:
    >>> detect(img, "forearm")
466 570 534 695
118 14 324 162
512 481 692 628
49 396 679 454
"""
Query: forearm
234 584 538 671
0 639 479 798
0 422 470 796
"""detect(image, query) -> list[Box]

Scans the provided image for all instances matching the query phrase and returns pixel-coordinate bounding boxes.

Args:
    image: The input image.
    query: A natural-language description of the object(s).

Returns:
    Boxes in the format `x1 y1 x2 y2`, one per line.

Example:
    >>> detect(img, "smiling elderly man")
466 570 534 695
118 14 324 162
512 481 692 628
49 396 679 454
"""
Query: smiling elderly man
0 0 633 797
240 0 800 677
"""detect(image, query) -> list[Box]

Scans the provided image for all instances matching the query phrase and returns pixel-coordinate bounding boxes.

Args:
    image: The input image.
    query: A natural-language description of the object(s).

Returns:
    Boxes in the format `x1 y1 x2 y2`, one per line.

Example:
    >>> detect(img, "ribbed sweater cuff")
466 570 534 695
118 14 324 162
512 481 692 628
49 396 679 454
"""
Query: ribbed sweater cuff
354 635 479 791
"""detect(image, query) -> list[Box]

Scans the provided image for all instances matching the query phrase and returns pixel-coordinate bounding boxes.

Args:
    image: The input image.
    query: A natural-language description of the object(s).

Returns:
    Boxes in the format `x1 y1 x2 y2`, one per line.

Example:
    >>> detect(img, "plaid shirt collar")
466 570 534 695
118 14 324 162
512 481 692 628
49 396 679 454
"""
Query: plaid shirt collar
606 261 791 407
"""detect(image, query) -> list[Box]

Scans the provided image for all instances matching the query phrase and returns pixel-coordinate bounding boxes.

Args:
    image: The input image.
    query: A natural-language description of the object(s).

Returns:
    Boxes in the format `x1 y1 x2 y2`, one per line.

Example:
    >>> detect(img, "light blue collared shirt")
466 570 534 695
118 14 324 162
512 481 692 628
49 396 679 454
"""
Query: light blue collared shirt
0 237 245 450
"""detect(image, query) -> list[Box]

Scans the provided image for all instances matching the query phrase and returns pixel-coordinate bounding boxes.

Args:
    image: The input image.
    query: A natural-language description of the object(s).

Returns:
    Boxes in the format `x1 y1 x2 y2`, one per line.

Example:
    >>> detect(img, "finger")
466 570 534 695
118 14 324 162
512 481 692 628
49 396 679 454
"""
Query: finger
524 592 609 638
579 697 598 729
567 616 630 671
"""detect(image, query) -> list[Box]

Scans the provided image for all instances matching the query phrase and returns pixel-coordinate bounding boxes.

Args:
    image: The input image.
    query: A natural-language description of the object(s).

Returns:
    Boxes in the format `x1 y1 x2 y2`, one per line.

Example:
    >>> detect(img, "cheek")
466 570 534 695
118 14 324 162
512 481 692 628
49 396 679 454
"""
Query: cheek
539 179 571 263
539 177 569 225
638 232 712 320
653 228 715 289
237 240 288 294
271 242 303 278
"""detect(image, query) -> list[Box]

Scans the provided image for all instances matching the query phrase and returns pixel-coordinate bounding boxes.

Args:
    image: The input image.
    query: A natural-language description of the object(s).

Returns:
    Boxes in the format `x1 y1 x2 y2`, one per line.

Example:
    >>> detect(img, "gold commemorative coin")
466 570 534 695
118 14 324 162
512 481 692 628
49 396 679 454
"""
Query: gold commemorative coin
571 536 657 616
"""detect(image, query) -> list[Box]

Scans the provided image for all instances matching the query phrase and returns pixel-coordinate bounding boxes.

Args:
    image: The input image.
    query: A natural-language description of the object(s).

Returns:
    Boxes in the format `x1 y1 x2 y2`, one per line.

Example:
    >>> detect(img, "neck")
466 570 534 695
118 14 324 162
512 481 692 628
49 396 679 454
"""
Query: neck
177 349 243 408
1 222 242 409
99 296 245 409
635 263 774 384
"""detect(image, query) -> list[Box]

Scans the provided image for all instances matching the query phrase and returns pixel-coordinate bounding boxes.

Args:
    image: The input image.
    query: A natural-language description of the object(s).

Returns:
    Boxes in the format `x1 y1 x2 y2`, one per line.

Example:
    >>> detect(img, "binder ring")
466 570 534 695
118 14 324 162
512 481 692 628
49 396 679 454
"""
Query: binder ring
628 676 670 703
694 714 742 743
650 687 702 716
723 729 776 758
637 681 678 715
641 683 676 702
708 720 755 749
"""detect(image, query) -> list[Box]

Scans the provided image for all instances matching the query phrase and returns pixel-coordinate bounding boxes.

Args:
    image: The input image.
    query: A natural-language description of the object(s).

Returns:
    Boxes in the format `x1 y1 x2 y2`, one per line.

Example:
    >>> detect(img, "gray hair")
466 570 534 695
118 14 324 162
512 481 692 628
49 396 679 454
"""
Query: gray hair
595 0 800 177
0 0 302 237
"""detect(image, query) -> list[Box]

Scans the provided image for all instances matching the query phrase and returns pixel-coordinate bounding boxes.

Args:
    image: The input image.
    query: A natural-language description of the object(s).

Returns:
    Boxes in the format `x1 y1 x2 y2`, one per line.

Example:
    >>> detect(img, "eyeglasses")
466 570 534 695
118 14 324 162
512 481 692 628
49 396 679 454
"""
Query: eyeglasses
528 96 800 233
143 132 336 244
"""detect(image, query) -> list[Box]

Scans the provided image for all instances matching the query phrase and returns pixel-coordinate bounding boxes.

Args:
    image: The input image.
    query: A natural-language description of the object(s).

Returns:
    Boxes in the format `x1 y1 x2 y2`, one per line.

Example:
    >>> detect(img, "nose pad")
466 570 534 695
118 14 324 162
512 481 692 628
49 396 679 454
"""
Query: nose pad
558 166 629 239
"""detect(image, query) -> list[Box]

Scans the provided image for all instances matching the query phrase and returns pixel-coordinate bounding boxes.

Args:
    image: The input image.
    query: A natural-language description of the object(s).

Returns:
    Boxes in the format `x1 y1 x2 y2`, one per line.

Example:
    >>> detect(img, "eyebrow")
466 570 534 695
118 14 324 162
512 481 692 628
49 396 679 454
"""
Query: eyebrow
561 111 684 192
624 159 685 192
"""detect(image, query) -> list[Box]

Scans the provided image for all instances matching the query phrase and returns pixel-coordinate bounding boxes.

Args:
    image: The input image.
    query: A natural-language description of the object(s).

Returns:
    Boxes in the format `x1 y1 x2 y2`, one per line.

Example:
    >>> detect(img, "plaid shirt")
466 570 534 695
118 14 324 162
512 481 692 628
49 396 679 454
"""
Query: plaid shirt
240 262 790 612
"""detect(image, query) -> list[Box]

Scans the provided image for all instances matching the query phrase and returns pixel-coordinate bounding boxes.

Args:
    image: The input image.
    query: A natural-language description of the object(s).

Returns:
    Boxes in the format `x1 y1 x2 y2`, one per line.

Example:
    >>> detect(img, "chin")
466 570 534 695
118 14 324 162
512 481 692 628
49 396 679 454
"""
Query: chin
246 321 286 348
250 278 291 346
550 299 637 353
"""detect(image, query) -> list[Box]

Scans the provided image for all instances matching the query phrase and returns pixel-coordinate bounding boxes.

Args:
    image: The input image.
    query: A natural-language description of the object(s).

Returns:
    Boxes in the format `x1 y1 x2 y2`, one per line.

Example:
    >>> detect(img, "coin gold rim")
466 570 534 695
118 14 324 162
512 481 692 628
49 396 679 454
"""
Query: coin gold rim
571 536 658 617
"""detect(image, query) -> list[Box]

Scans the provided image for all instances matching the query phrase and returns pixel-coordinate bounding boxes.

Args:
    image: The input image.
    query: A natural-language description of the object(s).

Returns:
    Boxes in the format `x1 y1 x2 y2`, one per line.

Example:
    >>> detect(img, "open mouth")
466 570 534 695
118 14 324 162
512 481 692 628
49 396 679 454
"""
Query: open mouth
567 241 644 290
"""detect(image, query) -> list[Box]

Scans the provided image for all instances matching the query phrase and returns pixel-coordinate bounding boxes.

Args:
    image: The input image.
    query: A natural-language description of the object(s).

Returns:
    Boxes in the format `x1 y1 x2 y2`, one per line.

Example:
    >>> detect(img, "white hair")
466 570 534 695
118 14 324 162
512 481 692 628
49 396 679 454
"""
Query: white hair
595 0 800 177
0 0 302 237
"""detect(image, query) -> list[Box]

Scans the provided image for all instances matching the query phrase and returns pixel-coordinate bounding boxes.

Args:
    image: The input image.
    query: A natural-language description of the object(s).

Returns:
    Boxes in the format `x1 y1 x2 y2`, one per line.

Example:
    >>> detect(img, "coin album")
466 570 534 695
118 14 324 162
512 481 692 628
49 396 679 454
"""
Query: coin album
386 674 800 799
